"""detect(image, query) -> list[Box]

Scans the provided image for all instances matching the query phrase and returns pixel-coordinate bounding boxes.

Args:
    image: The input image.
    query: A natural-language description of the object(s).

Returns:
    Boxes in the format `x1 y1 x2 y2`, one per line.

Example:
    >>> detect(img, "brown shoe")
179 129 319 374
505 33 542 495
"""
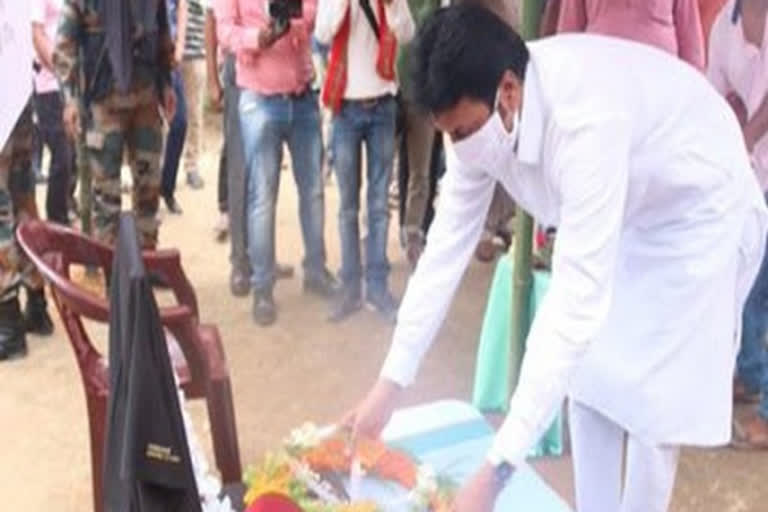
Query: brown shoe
732 415 768 450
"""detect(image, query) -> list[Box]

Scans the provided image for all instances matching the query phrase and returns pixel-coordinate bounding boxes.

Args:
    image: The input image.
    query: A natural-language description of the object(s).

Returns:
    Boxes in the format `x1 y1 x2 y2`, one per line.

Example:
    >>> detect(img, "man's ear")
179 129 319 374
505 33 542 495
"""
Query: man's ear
498 69 523 114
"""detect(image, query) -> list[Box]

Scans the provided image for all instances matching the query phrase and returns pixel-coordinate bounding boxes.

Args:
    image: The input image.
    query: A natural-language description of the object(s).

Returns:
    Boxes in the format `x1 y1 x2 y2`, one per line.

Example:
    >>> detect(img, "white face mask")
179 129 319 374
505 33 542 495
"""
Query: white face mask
452 91 520 170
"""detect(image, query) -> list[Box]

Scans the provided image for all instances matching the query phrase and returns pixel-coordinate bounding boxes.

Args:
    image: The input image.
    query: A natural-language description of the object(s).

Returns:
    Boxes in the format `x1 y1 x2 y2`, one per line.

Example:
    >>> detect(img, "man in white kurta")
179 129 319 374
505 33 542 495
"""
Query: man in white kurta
345 4 768 512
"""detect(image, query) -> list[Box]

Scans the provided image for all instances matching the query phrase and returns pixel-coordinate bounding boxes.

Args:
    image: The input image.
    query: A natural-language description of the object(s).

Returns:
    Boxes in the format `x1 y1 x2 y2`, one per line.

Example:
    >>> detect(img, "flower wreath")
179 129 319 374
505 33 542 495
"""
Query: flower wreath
244 423 455 512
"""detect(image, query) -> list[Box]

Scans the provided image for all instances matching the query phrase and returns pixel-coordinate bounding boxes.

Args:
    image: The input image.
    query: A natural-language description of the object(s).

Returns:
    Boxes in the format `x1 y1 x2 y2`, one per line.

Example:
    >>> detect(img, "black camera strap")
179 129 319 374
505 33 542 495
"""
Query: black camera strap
359 0 380 39
731 0 742 24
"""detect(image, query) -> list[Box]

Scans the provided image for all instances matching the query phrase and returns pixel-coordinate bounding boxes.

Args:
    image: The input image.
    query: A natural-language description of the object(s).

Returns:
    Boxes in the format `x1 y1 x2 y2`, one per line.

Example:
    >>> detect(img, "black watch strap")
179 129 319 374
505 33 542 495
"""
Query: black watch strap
493 461 514 488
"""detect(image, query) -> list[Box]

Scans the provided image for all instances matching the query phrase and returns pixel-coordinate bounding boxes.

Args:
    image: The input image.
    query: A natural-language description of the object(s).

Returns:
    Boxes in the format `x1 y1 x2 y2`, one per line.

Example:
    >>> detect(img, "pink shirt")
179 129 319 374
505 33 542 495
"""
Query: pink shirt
557 0 706 71
708 0 768 189
31 0 63 94
215 0 316 95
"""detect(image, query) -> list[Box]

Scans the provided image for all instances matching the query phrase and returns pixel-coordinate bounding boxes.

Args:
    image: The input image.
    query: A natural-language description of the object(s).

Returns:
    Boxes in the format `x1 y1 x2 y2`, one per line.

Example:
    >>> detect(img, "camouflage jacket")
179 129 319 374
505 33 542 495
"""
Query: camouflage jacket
54 0 175 106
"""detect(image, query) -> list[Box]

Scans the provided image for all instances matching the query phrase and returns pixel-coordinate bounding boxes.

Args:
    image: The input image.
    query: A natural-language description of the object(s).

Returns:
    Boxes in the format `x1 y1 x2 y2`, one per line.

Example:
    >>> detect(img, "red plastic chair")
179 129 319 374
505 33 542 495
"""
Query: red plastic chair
16 220 242 512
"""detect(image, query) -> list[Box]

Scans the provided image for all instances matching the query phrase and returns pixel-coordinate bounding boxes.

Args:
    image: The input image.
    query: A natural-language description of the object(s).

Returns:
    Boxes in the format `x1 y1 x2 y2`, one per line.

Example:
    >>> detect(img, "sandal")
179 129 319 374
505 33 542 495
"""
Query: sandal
731 416 768 450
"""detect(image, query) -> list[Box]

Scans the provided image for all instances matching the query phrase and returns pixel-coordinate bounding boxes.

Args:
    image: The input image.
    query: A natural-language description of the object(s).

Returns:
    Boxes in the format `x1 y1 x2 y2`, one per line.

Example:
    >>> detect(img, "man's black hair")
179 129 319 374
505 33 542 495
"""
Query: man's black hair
411 3 530 114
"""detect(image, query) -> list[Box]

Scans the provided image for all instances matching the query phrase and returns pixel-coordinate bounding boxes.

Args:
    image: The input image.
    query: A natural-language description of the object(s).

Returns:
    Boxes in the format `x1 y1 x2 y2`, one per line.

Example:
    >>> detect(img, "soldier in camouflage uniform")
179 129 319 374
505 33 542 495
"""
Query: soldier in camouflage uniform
54 0 176 249
0 102 55 361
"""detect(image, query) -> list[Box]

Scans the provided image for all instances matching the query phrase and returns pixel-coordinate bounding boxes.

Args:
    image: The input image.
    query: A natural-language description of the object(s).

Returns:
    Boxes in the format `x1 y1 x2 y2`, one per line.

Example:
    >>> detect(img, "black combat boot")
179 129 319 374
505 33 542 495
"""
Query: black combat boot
24 288 54 336
0 296 28 361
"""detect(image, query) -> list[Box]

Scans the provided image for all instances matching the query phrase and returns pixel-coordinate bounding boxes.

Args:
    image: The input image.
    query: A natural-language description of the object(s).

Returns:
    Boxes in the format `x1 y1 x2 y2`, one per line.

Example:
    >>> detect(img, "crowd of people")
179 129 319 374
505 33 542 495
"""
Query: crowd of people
0 0 766 492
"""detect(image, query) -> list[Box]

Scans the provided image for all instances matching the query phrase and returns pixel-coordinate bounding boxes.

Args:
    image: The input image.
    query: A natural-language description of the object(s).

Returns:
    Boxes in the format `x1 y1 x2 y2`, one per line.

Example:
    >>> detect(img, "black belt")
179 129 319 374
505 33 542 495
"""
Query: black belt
266 88 311 101
345 94 393 109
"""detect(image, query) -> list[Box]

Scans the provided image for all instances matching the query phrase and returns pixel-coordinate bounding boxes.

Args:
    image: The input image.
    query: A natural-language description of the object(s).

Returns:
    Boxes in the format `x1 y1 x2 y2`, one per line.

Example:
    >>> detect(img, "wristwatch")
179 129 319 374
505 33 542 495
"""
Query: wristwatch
487 449 515 489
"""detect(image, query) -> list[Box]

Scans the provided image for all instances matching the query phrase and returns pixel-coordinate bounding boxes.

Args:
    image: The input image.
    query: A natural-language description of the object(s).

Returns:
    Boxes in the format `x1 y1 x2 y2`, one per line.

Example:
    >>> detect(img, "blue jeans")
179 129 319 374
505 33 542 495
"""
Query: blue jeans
331 96 396 294
239 89 326 292
740 229 768 420
161 70 187 197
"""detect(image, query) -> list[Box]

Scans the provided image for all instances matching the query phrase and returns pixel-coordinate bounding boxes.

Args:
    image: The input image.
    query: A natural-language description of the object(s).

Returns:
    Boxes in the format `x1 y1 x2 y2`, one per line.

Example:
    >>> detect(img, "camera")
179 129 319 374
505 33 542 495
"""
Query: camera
268 0 302 25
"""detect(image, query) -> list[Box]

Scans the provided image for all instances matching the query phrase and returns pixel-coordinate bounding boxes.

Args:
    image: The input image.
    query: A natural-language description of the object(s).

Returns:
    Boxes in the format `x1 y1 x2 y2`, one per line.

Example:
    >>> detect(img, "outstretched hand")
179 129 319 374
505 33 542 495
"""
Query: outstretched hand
342 378 403 450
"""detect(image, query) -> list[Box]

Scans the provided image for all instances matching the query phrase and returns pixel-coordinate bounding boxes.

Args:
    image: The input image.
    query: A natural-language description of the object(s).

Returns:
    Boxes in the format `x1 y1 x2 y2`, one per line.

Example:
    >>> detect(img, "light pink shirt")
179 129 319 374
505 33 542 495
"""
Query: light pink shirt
214 0 316 95
557 0 706 71
708 0 768 189
31 0 62 94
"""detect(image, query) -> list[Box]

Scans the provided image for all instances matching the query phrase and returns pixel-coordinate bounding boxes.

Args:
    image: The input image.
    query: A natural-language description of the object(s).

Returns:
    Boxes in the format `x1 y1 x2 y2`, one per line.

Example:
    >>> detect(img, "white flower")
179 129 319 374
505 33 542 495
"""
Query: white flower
415 464 438 494
201 495 235 512
287 457 343 505
407 464 438 508
285 422 323 449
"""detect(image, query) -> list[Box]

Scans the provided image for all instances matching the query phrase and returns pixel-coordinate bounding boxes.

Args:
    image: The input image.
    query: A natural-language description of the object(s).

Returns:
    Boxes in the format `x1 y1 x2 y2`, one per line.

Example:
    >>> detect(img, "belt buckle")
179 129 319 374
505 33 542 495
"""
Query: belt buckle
281 89 305 101
361 98 378 109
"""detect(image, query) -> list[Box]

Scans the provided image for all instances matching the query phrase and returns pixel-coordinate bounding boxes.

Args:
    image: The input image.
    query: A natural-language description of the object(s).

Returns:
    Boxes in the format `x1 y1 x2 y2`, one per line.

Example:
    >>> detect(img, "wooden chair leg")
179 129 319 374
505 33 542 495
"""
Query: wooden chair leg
88 395 108 512
207 377 242 484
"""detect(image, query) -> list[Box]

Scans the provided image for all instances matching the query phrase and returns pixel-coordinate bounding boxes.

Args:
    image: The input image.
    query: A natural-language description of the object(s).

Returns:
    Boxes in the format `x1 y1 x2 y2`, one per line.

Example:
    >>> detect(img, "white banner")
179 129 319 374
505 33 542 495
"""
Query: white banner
0 0 33 148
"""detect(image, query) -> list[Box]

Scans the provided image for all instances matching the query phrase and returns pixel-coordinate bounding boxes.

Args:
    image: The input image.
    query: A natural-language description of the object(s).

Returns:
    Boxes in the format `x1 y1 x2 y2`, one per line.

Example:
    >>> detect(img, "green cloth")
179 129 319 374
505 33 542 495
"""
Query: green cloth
396 0 440 100
472 255 563 458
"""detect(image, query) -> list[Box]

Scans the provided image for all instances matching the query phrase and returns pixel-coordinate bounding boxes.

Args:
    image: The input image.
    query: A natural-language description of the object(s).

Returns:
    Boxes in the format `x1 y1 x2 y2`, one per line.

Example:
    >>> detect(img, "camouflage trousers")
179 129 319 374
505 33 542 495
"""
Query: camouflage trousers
85 85 162 248
0 102 46 301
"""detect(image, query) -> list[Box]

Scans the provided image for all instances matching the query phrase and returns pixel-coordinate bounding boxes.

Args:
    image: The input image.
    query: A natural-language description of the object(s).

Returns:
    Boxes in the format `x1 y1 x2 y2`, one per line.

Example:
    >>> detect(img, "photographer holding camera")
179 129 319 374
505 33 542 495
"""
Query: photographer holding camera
217 0 338 326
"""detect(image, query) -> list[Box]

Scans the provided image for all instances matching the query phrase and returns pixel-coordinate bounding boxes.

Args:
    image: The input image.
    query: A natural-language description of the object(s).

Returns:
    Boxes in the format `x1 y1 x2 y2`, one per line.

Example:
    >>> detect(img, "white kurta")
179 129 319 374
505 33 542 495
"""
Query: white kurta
380 34 768 468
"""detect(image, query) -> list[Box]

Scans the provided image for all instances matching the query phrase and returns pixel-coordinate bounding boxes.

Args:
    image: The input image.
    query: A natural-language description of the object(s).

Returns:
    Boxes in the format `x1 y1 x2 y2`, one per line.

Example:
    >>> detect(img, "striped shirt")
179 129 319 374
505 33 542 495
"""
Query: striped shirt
184 0 206 59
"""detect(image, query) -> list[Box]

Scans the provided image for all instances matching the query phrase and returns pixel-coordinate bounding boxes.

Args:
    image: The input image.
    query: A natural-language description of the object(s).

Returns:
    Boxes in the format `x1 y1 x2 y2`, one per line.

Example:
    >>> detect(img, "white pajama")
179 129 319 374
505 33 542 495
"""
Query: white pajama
569 401 680 512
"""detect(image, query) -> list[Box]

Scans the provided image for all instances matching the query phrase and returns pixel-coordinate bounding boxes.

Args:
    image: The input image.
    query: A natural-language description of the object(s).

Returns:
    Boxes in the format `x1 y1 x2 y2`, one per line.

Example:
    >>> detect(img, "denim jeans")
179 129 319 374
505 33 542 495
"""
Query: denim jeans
239 89 326 292
331 96 396 294
740 227 768 421
161 70 187 198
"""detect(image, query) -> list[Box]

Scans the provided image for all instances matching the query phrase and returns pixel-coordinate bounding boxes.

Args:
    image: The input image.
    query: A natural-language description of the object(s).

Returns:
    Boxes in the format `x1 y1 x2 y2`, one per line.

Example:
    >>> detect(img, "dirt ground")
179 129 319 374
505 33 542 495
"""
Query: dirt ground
0 112 766 511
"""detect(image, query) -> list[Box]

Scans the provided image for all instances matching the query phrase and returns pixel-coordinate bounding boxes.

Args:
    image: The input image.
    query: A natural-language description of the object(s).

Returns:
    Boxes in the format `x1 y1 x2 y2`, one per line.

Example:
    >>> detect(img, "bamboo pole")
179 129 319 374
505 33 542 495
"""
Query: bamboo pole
73 60 97 276
520 0 546 40
509 0 544 391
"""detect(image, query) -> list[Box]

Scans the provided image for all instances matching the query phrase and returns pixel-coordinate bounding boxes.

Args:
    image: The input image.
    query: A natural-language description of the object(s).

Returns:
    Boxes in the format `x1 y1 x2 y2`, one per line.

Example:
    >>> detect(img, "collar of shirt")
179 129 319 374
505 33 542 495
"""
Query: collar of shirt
516 58 546 166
